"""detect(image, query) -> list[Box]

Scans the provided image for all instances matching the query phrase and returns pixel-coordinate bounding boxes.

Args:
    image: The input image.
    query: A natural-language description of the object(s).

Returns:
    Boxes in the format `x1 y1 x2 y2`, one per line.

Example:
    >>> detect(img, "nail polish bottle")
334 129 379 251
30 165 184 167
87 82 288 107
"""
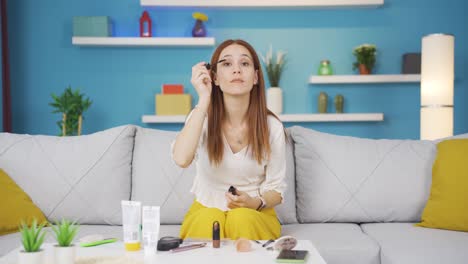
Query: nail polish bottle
212 221 220 248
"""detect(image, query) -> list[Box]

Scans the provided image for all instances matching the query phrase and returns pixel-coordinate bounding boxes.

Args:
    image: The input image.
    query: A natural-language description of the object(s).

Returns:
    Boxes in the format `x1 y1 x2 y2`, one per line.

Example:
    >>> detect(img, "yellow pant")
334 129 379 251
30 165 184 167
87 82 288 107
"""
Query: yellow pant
180 201 281 240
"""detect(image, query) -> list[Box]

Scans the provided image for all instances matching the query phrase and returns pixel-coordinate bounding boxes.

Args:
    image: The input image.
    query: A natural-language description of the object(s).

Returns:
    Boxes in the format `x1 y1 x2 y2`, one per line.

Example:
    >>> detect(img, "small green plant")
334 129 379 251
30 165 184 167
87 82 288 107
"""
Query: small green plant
261 45 287 87
19 218 47 252
50 219 79 247
49 86 92 136
352 44 377 73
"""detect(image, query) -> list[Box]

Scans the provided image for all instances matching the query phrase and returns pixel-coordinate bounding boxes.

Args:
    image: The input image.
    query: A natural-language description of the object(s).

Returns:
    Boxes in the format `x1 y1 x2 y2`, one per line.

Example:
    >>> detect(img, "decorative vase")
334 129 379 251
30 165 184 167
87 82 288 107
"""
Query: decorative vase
318 92 328 113
192 20 206 37
318 60 333 75
54 245 76 264
139 11 152 37
359 64 370 75
18 250 44 264
267 87 283 114
334 94 344 113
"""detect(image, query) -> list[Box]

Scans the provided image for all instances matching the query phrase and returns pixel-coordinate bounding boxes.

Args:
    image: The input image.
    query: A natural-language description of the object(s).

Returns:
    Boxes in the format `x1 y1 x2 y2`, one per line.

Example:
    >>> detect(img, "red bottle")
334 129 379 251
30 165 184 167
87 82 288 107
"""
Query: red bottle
140 11 152 37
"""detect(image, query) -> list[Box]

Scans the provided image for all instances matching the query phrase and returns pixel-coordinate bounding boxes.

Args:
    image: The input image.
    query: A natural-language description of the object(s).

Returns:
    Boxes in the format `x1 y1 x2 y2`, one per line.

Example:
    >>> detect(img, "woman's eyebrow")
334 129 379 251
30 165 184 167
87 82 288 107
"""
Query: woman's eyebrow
218 54 252 63
217 54 231 63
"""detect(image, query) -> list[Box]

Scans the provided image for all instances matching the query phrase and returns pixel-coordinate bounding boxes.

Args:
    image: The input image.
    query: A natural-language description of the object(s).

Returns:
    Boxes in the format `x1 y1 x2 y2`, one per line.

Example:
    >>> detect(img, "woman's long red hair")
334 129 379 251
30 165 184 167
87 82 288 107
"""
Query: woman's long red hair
207 39 277 166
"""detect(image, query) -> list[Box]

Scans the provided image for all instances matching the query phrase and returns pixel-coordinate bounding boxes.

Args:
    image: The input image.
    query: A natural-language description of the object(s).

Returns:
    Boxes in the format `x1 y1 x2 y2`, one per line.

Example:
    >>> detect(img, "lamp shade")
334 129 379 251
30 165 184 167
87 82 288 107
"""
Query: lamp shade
420 34 454 140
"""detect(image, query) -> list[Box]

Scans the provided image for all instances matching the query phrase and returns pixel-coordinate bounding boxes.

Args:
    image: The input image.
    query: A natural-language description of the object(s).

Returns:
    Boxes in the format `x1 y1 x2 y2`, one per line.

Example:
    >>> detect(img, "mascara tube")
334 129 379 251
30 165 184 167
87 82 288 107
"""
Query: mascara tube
212 221 220 248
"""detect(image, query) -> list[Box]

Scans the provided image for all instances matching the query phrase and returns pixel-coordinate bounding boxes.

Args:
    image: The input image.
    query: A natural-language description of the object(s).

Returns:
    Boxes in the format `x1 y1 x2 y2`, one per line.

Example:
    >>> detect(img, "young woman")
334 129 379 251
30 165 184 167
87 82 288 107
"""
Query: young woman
172 39 286 240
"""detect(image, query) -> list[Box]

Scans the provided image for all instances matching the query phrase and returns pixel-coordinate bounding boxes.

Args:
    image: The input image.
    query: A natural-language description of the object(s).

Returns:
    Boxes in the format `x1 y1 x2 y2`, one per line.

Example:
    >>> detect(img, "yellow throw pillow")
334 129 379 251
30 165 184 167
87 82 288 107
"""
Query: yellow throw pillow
0 169 47 235
417 139 468 232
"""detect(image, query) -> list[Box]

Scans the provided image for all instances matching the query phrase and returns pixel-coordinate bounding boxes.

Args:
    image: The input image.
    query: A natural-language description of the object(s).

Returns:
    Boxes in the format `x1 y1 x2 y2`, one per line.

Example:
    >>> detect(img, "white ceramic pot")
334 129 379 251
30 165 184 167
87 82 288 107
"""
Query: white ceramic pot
54 245 76 264
18 249 44 264
267 87 283 114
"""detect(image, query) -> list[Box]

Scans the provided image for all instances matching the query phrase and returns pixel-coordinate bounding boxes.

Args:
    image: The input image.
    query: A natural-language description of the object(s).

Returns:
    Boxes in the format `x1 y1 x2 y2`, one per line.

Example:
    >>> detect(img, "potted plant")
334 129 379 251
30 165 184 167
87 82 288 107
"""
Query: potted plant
49 86 92 136
18 218 47 264
261 45 287 114
352 44 377 74
50 219 79 264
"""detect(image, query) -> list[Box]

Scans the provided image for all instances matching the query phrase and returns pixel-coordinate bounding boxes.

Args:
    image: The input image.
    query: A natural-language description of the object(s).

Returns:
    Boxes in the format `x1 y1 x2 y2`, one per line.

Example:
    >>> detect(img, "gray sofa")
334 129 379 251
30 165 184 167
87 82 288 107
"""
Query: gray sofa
1 125 467 264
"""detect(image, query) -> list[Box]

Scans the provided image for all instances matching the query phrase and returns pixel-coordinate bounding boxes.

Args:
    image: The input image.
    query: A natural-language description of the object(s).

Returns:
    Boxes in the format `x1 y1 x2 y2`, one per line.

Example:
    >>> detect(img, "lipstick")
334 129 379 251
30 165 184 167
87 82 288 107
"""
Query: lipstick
212 221 220 248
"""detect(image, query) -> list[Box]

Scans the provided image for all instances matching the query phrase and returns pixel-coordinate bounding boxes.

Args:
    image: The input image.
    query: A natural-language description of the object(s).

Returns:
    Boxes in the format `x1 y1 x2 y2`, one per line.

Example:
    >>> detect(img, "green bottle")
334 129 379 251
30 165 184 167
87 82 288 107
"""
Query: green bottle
318 92 328 113
318 60 333 76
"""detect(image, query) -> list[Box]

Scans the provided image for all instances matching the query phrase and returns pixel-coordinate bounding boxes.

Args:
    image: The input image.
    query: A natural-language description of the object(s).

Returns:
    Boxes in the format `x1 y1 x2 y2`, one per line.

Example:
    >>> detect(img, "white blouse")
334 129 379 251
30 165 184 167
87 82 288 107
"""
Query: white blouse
174 112 287 212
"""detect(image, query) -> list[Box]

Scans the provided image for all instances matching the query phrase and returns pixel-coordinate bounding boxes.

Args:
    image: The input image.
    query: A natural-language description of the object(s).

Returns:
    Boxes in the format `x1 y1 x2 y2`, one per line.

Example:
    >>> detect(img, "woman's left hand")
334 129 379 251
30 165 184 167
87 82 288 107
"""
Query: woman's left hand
225 190 259 210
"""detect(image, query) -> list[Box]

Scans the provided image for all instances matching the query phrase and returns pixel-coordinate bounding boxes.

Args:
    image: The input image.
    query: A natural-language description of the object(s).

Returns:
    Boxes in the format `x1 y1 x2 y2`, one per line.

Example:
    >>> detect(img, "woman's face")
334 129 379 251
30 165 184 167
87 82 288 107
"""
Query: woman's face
214 44 258 96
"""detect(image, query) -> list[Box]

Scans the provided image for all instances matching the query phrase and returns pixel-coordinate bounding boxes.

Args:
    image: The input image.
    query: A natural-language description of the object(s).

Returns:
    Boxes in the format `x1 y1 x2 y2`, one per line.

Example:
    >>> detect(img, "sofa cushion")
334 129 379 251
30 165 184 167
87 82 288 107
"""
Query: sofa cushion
0 169 47 235
0 125 135 225
417 139 468 232
282 223 380 264
131 126 297 225
131 127 196 225
290 126 436 223
361 223 468 264
0 224 181 257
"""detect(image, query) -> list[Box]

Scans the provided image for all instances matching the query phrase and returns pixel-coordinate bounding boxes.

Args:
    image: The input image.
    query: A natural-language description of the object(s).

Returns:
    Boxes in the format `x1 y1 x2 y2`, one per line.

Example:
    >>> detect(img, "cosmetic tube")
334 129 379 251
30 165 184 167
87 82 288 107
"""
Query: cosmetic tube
212 221 220 248
121 200 142 251
142 206 160 256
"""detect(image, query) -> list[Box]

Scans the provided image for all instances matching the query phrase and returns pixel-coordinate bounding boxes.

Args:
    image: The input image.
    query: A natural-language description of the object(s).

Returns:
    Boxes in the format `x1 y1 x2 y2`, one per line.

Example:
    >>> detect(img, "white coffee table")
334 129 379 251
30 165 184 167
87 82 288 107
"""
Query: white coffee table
0 240 326 264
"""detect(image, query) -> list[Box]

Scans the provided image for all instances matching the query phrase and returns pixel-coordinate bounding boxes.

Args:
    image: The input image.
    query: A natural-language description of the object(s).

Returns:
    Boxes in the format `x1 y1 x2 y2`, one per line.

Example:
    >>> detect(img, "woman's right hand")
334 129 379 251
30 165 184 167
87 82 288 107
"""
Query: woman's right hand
191 62 212 100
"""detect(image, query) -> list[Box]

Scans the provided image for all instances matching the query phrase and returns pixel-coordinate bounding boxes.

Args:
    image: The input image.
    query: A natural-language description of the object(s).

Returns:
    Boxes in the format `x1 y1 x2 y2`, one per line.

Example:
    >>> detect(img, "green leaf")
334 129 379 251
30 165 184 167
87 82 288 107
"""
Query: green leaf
19 221 33 252
32 231 46 252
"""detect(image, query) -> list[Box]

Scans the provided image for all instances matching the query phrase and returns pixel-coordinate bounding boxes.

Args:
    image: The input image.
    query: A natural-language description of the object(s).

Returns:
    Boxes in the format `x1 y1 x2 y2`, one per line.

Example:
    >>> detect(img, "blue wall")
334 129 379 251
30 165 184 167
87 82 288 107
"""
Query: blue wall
6 0 468 138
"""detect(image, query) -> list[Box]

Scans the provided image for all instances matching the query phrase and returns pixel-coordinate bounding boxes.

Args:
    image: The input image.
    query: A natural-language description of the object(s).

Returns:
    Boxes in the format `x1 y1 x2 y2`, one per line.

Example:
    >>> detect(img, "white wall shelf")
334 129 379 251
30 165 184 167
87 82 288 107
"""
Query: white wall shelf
140 0 384 8
142 113 384 123
72 37 216 47
309 74 421 84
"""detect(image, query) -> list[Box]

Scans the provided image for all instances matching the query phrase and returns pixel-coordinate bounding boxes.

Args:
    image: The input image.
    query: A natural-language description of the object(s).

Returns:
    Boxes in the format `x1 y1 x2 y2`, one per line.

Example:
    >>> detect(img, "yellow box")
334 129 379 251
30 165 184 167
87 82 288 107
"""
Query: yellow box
155 94 192 115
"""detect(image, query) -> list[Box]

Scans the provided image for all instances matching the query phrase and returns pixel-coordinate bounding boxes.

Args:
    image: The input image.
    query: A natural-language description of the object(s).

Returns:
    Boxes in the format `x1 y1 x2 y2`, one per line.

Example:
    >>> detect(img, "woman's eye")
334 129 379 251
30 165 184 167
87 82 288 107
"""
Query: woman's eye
222 62 231 67
242 62 250 66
